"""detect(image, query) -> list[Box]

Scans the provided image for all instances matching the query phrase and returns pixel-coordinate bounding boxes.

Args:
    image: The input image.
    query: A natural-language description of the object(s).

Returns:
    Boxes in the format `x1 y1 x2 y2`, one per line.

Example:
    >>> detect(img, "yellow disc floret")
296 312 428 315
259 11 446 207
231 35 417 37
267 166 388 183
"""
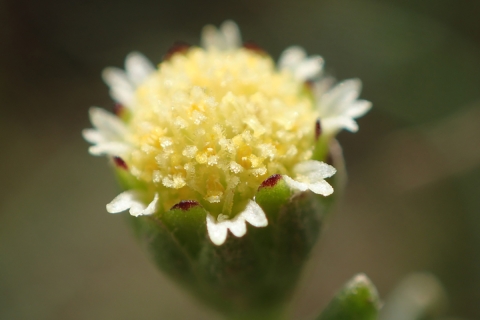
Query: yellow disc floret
126 47 318 217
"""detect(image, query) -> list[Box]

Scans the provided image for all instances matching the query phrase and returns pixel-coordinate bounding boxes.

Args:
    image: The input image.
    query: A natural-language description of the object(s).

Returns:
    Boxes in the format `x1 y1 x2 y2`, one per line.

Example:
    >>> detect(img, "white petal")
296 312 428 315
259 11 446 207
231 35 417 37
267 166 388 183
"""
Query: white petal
226 216 247 238
109 87 135 109
201 24 223 50
321 79 361 114
241 200 268 227
293 55 323 80
283 175 310 192
220 20 241 49
88 141 131 156
106 190 142 213
293 160 337 180
345 100 372 118
102 67 131 90
278 46 306 70
206 214 228 245
125 52 155 86
321 117 358 134
82 128 105 144
102 67 135 107
106 191 159 217
88 107 128 139
308 180 334 196
312 77 335 98
130 193 159 217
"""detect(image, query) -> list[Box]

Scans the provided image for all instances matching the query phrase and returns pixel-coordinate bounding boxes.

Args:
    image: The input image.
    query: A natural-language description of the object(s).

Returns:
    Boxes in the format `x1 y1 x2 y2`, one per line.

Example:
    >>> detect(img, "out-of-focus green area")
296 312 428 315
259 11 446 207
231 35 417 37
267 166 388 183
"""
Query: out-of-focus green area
1 0 479 319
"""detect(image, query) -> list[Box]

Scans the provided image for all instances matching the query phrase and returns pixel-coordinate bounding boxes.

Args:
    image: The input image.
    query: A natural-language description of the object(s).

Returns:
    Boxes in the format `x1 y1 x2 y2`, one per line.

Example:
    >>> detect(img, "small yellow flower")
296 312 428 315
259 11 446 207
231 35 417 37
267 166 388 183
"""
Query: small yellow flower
83 21 370 245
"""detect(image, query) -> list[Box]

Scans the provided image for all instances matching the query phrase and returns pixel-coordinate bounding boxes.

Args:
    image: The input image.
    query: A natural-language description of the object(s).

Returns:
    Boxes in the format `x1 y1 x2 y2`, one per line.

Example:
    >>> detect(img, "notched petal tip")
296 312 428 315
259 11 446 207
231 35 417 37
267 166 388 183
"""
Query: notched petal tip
106 191 159 217
205 200 267 246
106 190 138 213
125 51 155 85
242 200 268 227
220 20 241 48
206 214 228 246
284 160 336 196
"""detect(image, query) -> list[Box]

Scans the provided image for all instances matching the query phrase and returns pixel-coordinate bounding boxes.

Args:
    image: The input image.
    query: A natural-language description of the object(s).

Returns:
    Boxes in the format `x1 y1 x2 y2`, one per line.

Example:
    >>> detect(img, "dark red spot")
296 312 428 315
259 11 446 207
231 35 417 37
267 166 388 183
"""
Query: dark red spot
304 80 314 90
171 200 200 211
243 41 266 55
258 174 282 190
315 119 322 141
113 103 124 116
163 42 191 61
113 156 128 170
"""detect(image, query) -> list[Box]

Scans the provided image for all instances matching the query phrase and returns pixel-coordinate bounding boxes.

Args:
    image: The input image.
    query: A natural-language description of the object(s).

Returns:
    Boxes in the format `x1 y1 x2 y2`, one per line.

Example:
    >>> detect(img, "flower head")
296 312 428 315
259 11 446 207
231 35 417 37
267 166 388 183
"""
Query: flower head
84 21 370 245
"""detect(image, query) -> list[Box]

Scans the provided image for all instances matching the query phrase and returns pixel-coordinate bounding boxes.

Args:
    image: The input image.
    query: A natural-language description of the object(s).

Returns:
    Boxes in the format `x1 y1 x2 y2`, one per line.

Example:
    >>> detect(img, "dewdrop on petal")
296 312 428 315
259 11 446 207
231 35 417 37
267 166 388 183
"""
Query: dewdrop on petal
83 20 370 247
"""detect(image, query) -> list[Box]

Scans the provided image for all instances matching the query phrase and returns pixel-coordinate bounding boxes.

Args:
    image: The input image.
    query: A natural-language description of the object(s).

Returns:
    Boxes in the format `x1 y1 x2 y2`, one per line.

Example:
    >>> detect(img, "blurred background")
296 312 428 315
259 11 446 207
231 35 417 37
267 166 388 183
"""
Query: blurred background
1 0 479 319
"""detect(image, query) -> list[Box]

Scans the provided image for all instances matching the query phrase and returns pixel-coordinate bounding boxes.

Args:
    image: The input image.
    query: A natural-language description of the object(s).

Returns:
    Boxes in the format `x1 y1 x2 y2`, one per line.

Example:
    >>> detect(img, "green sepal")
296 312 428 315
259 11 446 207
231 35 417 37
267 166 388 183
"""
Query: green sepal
127 187 333 319
318 274 380 320
162 201 207 257
114 166 146 191
120 144 345 319
255 175 292 219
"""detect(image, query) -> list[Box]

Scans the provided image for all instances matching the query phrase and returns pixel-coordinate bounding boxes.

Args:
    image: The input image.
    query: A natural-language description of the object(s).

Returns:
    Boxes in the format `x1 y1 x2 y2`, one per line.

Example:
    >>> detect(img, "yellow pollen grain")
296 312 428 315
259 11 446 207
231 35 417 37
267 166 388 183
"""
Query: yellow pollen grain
126 47 318 216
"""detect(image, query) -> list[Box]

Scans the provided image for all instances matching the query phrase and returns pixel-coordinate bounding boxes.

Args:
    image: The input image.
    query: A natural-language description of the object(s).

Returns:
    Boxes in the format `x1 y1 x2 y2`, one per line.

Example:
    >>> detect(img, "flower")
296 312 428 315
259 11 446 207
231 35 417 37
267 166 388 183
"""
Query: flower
84 20 370 246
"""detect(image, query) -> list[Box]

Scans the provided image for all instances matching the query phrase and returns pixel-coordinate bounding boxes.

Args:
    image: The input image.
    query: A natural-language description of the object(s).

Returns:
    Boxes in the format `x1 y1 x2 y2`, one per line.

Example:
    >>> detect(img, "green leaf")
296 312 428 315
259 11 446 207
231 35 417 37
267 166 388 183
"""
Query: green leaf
318 274 380 320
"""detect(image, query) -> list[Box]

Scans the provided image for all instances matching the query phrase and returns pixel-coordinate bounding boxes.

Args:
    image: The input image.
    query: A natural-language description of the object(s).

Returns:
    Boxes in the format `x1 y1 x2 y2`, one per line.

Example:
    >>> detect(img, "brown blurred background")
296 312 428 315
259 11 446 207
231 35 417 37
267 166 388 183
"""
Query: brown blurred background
1 0 480 319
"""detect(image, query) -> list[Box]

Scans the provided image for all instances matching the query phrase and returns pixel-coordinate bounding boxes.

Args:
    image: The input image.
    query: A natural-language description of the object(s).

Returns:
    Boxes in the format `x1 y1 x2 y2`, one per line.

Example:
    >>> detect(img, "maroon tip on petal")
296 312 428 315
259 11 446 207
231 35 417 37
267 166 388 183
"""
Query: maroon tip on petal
163 42 191 61
304 80 314 90
315 119 322 141
258 174 282 190
243 41 266 55
171 200 200 211
113 156 128 170
113 103 125 116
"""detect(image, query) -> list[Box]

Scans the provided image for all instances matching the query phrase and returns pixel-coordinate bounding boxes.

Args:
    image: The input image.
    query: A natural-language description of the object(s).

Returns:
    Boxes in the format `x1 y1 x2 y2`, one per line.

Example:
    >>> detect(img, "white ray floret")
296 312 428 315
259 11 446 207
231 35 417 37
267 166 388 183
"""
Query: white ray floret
82 107 131 156
107 191 159 217
278 46 324 81
102 52 155 109
201 20 242 51
315 78 372 135
284 160 336 196
206 200 268 246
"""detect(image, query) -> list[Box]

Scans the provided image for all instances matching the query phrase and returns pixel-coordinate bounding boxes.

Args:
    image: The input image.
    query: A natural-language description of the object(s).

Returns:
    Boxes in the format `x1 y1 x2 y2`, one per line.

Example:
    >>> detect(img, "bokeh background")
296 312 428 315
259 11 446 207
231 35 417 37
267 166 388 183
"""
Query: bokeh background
1 0 480 319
